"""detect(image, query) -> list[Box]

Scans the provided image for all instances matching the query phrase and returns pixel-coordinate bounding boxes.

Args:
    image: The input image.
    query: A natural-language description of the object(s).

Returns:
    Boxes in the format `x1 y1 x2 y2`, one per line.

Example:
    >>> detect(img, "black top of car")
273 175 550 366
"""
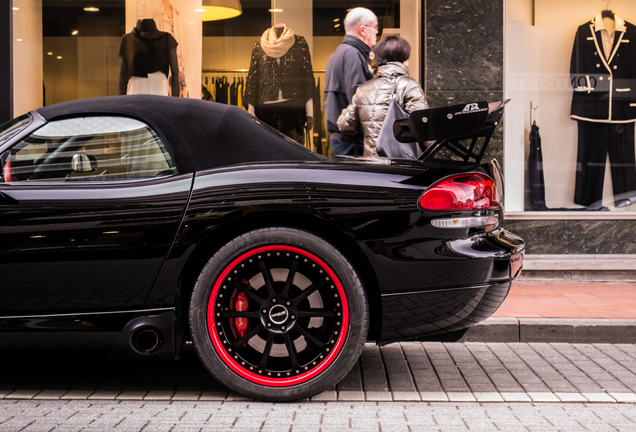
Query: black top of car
37 95 323 174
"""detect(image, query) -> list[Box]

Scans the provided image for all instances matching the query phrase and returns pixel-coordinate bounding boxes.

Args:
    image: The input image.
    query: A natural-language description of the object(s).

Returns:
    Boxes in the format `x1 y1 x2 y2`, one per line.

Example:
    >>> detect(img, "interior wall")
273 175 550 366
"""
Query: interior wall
42 37 121 106
505 0 533 26
400 0 420 82
43 38 78 105
504 19 540 211
13 0 43 117
201 36 340 71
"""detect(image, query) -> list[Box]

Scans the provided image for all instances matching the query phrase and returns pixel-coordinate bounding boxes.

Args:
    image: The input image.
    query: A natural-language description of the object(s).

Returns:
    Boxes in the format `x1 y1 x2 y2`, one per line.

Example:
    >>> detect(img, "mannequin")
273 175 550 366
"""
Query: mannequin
244 24 315 143
119 19 179 97
570 11 636 207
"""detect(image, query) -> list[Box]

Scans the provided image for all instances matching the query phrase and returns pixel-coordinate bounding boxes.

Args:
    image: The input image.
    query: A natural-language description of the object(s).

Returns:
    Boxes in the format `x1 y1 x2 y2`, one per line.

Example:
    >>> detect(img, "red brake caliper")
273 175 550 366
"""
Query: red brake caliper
234 279 251 341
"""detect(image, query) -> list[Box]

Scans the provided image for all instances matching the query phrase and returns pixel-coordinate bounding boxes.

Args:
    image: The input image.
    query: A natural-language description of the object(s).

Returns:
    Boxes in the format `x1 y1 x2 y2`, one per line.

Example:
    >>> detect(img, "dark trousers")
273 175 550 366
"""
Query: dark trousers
574 121 636 207
255 105 306 144
329 137 363 156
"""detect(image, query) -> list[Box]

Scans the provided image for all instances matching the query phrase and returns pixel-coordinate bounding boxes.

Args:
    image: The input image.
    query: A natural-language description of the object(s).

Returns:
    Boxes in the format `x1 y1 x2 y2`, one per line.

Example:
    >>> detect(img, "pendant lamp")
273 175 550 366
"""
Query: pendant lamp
201 0 242 21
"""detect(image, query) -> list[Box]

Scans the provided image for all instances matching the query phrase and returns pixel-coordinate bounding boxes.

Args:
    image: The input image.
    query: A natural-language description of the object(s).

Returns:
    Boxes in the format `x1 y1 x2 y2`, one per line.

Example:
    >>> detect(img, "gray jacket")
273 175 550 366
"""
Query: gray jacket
337 62 428 156
324 35 373 141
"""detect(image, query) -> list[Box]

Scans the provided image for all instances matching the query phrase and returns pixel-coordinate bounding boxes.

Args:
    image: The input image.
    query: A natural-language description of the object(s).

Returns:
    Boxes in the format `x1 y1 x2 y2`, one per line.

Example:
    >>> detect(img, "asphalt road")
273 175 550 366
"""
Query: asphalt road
2 342 636 431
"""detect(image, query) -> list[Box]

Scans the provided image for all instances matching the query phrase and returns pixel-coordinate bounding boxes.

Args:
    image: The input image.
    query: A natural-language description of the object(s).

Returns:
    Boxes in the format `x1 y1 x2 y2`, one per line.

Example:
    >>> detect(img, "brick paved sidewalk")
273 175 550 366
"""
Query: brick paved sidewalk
3 343 636 404
493 281 636 319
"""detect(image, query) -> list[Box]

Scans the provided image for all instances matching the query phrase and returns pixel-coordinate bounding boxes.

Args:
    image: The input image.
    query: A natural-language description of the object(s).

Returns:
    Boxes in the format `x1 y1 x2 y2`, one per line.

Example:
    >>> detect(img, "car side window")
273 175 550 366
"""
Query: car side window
0 116 177 183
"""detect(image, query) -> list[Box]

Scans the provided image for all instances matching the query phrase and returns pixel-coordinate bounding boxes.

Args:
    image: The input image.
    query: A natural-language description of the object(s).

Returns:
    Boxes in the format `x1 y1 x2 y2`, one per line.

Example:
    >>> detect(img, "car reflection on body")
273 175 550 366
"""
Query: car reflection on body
0 96 524 401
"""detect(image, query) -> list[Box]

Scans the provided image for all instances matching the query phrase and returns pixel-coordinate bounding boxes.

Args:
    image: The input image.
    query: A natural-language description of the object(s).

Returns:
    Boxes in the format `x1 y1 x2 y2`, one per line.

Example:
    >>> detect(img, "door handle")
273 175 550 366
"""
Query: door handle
0 191 18 204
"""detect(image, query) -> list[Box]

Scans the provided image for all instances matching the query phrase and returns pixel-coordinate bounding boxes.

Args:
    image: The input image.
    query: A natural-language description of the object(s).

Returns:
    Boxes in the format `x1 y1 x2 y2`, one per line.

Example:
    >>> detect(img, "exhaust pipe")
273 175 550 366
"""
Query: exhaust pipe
132 327 162 353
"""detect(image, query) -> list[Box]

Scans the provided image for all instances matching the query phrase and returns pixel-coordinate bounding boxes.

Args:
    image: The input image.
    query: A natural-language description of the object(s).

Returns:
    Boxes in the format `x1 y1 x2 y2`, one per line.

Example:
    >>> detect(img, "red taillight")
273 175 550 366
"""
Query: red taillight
419 173 500 211
2 161 12 183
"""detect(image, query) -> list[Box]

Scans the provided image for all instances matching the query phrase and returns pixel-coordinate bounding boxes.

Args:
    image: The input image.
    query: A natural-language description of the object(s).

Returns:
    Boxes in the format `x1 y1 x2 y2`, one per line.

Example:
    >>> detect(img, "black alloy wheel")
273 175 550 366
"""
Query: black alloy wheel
189 227 369 401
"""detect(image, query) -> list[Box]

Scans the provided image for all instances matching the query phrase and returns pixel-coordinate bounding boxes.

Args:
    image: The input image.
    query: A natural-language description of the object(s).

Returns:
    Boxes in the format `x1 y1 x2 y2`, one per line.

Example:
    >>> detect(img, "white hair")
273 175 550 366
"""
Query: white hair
344 7 376 34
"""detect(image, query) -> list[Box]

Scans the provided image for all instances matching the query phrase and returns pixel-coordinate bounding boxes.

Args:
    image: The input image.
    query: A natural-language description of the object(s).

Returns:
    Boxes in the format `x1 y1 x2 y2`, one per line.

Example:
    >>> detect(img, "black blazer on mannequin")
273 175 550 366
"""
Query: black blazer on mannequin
570 14 636 123
119 19 179 96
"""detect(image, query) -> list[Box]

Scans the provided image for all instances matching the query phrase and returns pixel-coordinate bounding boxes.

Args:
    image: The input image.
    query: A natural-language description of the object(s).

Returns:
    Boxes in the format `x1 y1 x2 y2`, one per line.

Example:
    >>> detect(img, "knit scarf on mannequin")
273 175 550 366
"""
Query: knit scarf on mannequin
260 24 295 58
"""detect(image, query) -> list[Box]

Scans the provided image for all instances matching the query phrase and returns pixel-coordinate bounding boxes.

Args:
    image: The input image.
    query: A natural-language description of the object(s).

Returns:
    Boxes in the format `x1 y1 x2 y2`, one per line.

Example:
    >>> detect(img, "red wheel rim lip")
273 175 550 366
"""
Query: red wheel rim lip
207 245 350 387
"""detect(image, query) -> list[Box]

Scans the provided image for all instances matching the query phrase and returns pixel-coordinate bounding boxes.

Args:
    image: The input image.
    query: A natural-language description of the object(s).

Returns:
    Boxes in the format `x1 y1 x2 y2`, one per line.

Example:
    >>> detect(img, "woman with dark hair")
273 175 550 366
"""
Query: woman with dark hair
337 36 428 157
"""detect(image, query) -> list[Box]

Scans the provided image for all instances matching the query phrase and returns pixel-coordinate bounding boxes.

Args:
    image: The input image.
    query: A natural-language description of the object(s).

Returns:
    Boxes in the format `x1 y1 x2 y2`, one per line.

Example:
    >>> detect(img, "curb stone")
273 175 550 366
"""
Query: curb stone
460 318 636 343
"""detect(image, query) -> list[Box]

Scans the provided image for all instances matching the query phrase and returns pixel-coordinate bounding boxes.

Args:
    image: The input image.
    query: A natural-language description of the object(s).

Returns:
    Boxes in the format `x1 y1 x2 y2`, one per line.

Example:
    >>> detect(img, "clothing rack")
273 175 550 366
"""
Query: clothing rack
203 69 249 74
200 68 328 156
202 69 326 73
201 70 247 108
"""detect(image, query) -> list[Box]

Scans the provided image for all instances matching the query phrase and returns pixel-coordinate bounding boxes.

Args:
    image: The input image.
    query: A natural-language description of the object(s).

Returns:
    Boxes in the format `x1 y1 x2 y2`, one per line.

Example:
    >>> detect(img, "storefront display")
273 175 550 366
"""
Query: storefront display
10 1 415 153
505 0 636 213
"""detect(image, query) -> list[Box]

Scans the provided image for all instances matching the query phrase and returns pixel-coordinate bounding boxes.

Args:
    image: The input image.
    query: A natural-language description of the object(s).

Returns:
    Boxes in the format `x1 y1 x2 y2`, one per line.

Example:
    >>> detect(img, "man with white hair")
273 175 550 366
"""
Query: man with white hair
324 7 378 156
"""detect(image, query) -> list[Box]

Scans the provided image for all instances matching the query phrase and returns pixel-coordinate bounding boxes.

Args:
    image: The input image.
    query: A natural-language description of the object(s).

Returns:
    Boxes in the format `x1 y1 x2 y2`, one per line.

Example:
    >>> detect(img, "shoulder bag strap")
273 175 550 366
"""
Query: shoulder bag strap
390 76 402 99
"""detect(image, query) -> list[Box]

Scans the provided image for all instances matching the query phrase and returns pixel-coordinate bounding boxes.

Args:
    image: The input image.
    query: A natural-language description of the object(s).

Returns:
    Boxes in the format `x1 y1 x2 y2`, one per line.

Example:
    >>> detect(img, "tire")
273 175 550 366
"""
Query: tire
189 227 369 401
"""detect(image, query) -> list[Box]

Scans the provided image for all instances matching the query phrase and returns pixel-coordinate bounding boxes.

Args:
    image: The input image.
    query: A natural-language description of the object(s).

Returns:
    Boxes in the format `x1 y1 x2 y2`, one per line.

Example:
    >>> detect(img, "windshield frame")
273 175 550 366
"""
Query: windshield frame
0 114 32 146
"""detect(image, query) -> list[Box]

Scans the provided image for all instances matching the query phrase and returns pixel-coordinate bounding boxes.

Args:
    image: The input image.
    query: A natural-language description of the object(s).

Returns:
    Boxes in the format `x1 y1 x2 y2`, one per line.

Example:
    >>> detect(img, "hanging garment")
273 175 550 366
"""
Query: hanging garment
527 121 548 211
216 77 229 104
230 79 238 106
237 79 245 110
202 84 213 101
215 78 223 104
313 77 324 154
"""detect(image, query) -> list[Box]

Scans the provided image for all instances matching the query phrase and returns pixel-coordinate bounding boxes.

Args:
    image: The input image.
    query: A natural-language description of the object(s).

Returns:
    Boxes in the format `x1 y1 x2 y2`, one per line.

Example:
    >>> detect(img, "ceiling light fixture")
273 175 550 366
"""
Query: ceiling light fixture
47 52 53 55
71 30 79 36
83 7 100 12
201 0 242 21
57 56 62 59
269 8 283 12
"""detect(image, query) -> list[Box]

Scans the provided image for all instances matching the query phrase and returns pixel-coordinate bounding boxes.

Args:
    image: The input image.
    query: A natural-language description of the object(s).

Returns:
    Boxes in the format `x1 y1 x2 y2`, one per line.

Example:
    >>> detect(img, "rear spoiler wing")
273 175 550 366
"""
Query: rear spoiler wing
393 100 509 167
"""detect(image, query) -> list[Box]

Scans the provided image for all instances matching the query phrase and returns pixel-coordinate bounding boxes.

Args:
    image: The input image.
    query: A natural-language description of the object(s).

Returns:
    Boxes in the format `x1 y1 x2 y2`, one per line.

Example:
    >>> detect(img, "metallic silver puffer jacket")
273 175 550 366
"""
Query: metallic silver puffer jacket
337 62 429 156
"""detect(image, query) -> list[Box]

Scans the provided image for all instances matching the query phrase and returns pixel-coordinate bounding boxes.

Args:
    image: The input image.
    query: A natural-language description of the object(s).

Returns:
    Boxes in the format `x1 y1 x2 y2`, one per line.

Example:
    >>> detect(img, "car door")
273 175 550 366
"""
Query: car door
0 115 193 314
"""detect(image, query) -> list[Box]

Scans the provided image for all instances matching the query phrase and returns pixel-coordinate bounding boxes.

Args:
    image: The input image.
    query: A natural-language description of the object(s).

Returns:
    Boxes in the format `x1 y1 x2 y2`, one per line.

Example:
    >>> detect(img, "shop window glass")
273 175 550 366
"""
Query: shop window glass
505 0 636 213
0 116 177 183
16 0 415 158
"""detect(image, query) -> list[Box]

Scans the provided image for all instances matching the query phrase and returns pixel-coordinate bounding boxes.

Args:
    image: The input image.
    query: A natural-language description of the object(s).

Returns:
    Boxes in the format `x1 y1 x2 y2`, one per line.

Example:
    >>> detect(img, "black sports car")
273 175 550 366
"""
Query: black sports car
0 96 524 401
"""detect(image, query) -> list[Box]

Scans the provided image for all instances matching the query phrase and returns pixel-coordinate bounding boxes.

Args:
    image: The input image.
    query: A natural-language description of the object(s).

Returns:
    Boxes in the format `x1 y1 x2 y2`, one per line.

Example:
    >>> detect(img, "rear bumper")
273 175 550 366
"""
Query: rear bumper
372 228 524 343
379 280 515 344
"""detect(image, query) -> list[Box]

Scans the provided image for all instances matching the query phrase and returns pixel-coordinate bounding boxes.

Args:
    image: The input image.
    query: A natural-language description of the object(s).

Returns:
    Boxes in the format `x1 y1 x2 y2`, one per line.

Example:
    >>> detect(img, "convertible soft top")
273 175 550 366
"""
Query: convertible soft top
37 95 323 173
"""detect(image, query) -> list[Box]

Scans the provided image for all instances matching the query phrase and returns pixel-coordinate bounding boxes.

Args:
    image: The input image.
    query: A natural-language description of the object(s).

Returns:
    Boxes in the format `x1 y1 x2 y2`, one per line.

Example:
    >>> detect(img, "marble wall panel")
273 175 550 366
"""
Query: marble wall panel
426 0 504 92
425 1 504 164
504 220 636 254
